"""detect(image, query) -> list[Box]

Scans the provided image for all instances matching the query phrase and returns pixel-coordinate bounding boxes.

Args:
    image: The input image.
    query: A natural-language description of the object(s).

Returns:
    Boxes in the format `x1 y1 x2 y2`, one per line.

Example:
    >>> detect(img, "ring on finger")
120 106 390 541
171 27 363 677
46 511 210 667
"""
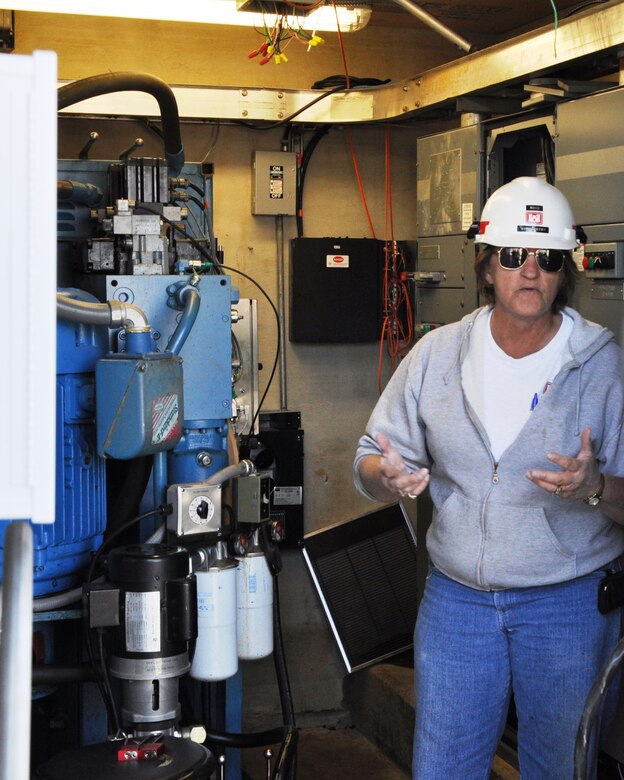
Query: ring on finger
554 485 563 497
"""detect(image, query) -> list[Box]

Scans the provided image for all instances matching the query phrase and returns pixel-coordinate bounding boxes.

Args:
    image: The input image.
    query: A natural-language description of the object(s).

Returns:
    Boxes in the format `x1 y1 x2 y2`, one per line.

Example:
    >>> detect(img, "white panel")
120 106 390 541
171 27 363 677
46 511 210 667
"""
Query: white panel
0 51 57 523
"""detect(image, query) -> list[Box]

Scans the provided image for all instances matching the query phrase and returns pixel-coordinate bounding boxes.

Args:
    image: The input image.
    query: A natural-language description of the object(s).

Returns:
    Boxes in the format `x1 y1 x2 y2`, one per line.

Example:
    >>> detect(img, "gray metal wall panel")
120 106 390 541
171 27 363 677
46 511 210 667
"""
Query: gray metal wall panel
417 125 481 239
556 88 624 227
416 287 469 326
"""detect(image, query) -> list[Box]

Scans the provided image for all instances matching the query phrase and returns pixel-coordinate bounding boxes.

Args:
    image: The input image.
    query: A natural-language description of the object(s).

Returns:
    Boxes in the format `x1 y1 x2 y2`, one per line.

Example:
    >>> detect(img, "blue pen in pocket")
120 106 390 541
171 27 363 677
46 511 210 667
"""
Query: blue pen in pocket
530 392 539 411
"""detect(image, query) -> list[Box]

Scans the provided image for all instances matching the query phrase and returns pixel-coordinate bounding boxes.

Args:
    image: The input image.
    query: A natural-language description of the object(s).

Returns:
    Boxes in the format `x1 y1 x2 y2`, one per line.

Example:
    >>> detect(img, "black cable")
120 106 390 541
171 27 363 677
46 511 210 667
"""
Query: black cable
31 664 96 685
86 505 168 583
82 609 121 734
217 263 281 447
185 187 217 261
185 193 206 214
96 627 119 731
204 725 293 749
187 182 205 198
273 728 299 780
311 75 391 89
297 125 330 236
237 84 346 130
106 456 152 539
272 577 296 728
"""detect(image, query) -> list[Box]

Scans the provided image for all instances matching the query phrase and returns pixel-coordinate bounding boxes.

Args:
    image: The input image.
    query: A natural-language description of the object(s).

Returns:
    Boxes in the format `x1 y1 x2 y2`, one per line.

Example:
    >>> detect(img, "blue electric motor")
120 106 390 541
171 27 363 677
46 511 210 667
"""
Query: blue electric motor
0 290 108 596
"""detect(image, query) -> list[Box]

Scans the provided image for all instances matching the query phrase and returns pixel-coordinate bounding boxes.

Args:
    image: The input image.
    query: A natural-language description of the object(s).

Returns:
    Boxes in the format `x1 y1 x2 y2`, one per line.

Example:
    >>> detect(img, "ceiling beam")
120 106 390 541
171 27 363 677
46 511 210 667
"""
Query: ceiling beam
59 2 624 124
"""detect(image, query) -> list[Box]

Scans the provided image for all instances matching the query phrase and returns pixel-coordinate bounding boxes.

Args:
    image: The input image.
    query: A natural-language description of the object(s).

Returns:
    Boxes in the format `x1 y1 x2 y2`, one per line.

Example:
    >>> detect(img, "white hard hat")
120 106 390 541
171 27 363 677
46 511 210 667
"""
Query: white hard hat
470 177 582 250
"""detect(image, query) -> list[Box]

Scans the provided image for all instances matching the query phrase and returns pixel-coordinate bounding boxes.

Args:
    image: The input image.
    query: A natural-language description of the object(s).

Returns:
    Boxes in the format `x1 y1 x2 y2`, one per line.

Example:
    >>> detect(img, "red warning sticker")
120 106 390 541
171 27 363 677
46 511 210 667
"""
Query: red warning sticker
326 254 349 268
152 394 180 444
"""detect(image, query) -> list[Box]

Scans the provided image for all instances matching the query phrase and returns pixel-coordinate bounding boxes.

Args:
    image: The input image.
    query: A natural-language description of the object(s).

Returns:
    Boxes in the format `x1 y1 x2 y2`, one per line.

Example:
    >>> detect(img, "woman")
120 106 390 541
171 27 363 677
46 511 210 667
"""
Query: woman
354 177 624 779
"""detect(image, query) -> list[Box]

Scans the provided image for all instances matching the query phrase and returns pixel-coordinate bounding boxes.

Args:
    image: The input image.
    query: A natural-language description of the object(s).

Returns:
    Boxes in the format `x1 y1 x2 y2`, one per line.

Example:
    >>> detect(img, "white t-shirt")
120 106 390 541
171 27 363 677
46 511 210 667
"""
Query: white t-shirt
462 308 572 461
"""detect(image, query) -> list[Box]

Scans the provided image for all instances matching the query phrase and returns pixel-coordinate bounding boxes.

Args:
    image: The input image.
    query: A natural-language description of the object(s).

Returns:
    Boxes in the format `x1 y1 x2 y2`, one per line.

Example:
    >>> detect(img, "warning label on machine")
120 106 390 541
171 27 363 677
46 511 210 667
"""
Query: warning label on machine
152 394 180 445
125 591 161 653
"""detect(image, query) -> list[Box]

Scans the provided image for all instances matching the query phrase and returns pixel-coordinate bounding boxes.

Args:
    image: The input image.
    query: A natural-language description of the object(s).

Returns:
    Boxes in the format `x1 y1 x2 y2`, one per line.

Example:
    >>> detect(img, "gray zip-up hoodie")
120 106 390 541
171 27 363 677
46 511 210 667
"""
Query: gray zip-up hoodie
354 306 624 590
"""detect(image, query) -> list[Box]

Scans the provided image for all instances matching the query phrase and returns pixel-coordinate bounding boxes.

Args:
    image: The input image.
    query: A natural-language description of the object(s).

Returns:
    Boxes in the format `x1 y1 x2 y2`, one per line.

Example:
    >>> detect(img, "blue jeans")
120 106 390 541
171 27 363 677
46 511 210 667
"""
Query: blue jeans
412 567 622 780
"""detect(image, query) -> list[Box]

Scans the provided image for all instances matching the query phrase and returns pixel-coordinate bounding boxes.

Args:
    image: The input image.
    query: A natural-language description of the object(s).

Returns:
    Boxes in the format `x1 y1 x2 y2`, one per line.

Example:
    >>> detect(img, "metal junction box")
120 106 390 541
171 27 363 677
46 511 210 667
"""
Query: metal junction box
252 151 297 215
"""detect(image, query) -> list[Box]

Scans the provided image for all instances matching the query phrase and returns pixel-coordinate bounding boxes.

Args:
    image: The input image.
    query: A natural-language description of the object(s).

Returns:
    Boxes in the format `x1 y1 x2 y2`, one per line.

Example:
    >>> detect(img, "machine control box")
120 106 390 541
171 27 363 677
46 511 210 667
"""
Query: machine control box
166 483 223 537
96 352 184 459
233 473 272 526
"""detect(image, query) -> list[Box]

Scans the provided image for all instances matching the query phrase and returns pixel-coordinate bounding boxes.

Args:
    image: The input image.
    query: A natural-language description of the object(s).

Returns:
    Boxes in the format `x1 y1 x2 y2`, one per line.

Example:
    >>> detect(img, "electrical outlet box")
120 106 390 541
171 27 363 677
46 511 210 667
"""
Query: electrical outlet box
233 473 271 525
252 151 297 215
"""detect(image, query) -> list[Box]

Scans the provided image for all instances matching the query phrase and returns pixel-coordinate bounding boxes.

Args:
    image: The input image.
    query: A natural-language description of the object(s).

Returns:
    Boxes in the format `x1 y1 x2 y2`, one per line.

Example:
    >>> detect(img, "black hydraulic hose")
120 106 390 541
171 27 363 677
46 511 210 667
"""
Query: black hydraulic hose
273 728 299 780
574 634 624 780
32 664 96 686
272 575 297 780
203 725 293 749
58 72 185 177
272 576 296 729
106 456 153 538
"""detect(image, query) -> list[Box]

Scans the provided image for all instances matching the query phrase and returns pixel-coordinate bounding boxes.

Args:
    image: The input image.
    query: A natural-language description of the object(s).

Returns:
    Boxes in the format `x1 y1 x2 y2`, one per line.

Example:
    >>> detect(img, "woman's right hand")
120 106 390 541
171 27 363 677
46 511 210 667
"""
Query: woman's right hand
375 433 430 499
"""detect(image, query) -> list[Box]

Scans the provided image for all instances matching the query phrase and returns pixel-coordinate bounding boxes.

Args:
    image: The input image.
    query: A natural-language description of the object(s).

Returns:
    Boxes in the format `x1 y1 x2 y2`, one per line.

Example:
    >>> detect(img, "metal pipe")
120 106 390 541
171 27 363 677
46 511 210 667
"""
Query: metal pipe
388 0 474 52
153 451 168 508
202 460 255 486
34 586 81 612
0 522 33 780
275 216 287 410
56 293 149 329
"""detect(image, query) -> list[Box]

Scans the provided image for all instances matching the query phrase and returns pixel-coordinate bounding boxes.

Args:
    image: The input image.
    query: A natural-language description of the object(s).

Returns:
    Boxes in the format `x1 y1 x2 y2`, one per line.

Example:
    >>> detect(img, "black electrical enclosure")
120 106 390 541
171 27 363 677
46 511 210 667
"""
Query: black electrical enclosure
289 237 383 342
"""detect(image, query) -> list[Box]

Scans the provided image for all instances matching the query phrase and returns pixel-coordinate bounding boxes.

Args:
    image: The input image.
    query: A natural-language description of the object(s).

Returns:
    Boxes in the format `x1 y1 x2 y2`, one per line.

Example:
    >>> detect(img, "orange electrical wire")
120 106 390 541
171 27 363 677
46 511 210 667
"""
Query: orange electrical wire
346 130 377 239
330 0 412 388
378 126 414 393
331 0 377 238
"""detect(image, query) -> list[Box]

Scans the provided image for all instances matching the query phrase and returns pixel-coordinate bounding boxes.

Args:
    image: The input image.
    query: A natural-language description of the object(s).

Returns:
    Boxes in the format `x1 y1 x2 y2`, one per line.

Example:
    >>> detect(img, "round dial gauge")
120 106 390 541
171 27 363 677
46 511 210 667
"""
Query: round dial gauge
189 495 215 525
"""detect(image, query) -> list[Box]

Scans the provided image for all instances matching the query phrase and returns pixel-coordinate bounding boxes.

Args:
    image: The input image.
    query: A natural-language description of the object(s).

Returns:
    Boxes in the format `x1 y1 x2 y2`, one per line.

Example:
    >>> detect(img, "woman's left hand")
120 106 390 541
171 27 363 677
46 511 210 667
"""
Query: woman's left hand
525 427 602 500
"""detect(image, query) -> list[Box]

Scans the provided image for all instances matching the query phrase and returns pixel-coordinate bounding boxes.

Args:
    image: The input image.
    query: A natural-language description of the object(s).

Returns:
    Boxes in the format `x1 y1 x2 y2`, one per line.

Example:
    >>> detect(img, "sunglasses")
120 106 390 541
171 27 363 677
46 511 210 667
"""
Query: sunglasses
495 247 571 273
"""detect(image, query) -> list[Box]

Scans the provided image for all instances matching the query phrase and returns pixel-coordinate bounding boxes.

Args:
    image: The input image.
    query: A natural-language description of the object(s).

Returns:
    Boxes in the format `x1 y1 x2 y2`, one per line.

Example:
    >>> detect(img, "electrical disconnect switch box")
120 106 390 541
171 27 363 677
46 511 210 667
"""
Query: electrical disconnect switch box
252 151 297 215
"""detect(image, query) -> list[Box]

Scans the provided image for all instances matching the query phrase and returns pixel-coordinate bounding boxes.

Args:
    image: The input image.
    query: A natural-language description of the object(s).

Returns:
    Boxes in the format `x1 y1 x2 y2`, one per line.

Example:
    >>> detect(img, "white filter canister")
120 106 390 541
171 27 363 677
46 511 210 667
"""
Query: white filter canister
236 554 274 660
191 566 238 681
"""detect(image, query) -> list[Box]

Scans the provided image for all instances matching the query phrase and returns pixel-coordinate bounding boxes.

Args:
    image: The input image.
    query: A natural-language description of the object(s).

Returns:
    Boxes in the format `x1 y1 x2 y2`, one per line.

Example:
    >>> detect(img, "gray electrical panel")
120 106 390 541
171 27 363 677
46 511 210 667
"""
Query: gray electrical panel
556 87 624 344
415 124 482 327
252 150 297 215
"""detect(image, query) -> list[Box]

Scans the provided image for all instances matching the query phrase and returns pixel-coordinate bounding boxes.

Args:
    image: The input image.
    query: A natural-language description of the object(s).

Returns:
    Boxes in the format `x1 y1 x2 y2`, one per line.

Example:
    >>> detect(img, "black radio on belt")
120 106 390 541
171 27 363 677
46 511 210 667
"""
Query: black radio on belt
598 569 624 614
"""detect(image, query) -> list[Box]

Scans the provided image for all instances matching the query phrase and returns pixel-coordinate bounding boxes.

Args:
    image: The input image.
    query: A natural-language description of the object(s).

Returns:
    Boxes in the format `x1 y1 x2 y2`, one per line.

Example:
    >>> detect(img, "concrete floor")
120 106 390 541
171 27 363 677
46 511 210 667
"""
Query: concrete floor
242 727 409 780
241 726 520 780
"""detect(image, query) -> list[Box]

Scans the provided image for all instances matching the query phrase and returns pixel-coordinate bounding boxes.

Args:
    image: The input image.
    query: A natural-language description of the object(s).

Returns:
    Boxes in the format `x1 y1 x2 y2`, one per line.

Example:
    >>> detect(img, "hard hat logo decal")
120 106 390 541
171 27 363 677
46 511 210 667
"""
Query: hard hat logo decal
525 205 544 225
479 220 490 234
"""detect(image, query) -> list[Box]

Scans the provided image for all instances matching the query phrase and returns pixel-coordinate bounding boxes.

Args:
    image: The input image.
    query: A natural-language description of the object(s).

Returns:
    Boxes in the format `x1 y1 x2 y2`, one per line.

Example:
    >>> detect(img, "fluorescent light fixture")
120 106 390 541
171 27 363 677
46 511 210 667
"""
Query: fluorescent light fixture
10 1 372 32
